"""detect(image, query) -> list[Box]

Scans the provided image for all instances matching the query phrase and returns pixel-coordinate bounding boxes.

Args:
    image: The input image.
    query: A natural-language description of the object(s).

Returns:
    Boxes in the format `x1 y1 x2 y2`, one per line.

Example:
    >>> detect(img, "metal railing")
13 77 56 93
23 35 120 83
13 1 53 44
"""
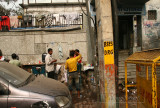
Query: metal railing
15 14 83 29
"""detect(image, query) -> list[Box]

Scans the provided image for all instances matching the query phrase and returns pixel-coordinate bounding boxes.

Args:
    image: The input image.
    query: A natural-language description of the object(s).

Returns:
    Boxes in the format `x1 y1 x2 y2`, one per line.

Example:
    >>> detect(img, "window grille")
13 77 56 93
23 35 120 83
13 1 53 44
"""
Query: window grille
148 10 157 20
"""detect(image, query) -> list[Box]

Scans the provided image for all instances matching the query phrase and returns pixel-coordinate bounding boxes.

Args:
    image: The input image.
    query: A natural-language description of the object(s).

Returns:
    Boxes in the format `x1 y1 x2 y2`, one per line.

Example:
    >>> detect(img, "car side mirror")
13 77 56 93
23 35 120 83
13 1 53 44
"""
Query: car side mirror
0 83 10 95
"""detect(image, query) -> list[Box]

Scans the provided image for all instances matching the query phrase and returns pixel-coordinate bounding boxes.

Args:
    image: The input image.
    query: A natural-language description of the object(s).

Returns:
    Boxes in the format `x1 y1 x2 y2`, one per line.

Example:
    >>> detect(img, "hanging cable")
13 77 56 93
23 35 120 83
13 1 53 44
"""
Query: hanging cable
78 0 95 26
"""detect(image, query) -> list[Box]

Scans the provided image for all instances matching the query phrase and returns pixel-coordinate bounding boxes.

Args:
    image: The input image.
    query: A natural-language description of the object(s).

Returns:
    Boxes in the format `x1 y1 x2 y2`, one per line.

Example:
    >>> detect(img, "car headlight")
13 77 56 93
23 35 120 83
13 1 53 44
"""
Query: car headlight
55 96 70 107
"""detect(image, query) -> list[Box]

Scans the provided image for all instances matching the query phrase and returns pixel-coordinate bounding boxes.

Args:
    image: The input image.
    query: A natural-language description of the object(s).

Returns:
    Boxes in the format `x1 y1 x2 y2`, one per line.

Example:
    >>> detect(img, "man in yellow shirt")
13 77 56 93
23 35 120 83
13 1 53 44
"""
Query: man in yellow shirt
65 50 81 98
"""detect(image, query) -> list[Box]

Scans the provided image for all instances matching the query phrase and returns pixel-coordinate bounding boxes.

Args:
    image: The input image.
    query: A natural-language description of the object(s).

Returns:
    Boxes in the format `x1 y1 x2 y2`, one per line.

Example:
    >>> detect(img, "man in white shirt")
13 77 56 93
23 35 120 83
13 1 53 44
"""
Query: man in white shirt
45 48 57 79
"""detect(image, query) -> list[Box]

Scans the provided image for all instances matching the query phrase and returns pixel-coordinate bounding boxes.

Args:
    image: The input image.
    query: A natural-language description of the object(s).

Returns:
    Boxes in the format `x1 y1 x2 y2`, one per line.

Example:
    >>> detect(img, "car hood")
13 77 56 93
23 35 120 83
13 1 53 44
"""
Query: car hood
19 76 69 97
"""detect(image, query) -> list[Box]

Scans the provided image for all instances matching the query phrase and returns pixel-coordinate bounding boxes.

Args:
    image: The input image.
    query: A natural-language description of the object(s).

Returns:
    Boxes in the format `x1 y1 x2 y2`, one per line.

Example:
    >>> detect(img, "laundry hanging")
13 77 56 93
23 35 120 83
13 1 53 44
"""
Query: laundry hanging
58 44 63 60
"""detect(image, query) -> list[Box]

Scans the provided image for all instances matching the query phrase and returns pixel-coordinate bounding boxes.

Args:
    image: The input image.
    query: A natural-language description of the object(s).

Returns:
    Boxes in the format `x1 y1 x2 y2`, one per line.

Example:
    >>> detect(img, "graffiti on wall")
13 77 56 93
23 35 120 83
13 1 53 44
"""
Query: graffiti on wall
143 21 160 38
142 3 160 49
35 13 82 27
143 20 160 49
143 3 160 39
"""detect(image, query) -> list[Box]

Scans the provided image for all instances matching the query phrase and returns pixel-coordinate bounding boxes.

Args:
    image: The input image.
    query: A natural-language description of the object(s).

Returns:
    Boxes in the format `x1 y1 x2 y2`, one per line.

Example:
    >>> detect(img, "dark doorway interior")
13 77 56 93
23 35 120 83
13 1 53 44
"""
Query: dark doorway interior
119 16 133 50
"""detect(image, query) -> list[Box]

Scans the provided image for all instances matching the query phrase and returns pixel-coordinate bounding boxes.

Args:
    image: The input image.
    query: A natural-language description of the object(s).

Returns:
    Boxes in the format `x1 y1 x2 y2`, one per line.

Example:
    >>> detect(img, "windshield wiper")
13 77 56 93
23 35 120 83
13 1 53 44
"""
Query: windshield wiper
26 74 35 83
17 74 35 87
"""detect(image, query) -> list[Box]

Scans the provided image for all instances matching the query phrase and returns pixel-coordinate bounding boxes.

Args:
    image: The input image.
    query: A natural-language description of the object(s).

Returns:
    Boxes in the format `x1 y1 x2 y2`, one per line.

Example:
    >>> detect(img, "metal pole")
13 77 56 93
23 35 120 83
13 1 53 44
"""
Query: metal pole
125 62 128 108
152 63 157 108
85 0 100 105
85 0 96 63
111 0 119 107
146 65 148 80
136 64 139 108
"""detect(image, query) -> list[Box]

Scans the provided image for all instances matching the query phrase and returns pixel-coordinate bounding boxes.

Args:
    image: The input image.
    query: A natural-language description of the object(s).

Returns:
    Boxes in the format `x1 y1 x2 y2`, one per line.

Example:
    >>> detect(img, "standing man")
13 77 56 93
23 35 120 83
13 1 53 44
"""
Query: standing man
75 49 82 73
45 48 57 79
65 50 81 98
9 53 21 67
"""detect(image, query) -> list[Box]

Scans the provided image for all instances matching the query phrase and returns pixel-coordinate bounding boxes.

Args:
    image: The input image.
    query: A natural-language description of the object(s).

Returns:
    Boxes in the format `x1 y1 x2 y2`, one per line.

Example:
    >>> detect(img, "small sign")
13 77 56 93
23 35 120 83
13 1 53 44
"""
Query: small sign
104 41 114 65
118 7 143 15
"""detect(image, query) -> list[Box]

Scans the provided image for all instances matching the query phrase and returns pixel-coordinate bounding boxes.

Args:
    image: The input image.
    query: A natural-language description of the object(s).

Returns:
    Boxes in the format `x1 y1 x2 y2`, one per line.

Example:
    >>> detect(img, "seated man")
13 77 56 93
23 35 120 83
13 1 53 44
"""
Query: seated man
9 53 21 67
65 50 81 98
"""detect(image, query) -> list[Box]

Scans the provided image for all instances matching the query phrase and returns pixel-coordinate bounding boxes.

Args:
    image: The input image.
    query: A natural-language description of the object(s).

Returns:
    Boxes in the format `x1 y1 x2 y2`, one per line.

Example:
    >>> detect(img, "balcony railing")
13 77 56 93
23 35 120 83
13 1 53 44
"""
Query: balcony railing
11 13 83 30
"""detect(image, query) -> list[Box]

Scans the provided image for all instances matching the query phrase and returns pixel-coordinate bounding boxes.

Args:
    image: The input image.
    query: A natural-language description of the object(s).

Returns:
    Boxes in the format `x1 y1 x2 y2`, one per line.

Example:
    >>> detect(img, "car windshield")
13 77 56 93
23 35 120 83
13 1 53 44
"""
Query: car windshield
0 62 32 87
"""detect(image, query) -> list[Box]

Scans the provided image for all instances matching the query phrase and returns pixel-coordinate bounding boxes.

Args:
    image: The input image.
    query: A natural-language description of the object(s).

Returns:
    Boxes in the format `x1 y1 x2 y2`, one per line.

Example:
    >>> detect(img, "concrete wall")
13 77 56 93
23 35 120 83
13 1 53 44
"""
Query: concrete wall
0 3 92 64
142 0 160 50
0 30 88 64
25 5 86 15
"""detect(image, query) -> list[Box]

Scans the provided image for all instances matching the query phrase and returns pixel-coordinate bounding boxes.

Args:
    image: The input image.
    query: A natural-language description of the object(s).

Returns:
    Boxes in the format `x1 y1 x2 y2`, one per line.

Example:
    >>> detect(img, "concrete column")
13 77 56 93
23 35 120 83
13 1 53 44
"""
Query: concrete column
95 0 116 107
133 15 138 53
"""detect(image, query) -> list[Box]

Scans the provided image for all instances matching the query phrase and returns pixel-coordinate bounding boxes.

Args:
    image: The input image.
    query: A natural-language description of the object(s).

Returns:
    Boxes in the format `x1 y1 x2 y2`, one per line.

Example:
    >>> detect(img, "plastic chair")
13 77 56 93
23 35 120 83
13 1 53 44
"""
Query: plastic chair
32 66 39 76
40 66 46 76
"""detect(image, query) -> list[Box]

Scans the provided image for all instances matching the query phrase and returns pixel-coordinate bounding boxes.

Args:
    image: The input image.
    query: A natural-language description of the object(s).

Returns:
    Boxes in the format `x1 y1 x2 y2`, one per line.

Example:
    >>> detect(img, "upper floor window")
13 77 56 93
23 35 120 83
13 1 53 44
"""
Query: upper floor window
148 10 157 20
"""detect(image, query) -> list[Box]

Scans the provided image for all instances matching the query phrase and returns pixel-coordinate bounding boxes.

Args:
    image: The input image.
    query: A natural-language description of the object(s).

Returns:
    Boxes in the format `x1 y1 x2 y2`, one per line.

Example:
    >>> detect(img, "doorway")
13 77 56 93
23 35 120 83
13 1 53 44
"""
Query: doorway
119 16 133 51
117 15 142 107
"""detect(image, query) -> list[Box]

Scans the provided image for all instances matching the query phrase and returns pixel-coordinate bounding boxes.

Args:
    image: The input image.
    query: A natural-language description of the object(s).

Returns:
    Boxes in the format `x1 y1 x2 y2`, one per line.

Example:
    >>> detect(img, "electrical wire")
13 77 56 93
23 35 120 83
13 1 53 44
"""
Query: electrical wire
78 0 95 26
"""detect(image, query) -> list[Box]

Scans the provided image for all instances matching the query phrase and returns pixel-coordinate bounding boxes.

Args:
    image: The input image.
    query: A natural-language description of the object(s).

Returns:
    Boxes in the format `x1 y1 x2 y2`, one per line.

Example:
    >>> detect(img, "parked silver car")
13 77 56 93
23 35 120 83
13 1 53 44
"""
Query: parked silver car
0 62 72 108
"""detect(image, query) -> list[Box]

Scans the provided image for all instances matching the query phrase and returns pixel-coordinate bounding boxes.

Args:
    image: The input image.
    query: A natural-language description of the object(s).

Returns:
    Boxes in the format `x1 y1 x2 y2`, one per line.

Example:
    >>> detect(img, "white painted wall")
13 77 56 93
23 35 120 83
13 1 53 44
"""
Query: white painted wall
0 31 88 64
142 0 160 50
25 5 86 15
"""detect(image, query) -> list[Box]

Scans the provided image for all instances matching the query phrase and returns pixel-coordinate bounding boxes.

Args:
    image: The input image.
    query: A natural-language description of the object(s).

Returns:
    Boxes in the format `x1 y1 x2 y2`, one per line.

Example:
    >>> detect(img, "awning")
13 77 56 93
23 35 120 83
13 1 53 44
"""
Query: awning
20 2 86 8
117 0 149 7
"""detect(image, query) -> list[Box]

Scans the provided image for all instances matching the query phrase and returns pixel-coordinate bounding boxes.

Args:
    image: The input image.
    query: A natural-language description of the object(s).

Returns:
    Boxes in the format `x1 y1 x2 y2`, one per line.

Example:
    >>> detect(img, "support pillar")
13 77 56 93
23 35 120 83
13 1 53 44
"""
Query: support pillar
133 15 138 53
95 0 116 107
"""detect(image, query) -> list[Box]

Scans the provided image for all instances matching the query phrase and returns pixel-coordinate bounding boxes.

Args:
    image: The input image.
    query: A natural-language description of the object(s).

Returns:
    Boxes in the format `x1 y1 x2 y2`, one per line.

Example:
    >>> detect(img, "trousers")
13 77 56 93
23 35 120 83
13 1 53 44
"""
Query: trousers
48 71 57 80
68 72 80 91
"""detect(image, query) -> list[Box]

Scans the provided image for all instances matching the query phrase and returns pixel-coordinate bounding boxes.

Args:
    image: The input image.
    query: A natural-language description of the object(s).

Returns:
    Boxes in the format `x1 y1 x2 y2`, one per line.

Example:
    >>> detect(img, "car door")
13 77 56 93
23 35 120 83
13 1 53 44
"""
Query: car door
7 85 30 108
8 85 42 108
0 82 9 108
